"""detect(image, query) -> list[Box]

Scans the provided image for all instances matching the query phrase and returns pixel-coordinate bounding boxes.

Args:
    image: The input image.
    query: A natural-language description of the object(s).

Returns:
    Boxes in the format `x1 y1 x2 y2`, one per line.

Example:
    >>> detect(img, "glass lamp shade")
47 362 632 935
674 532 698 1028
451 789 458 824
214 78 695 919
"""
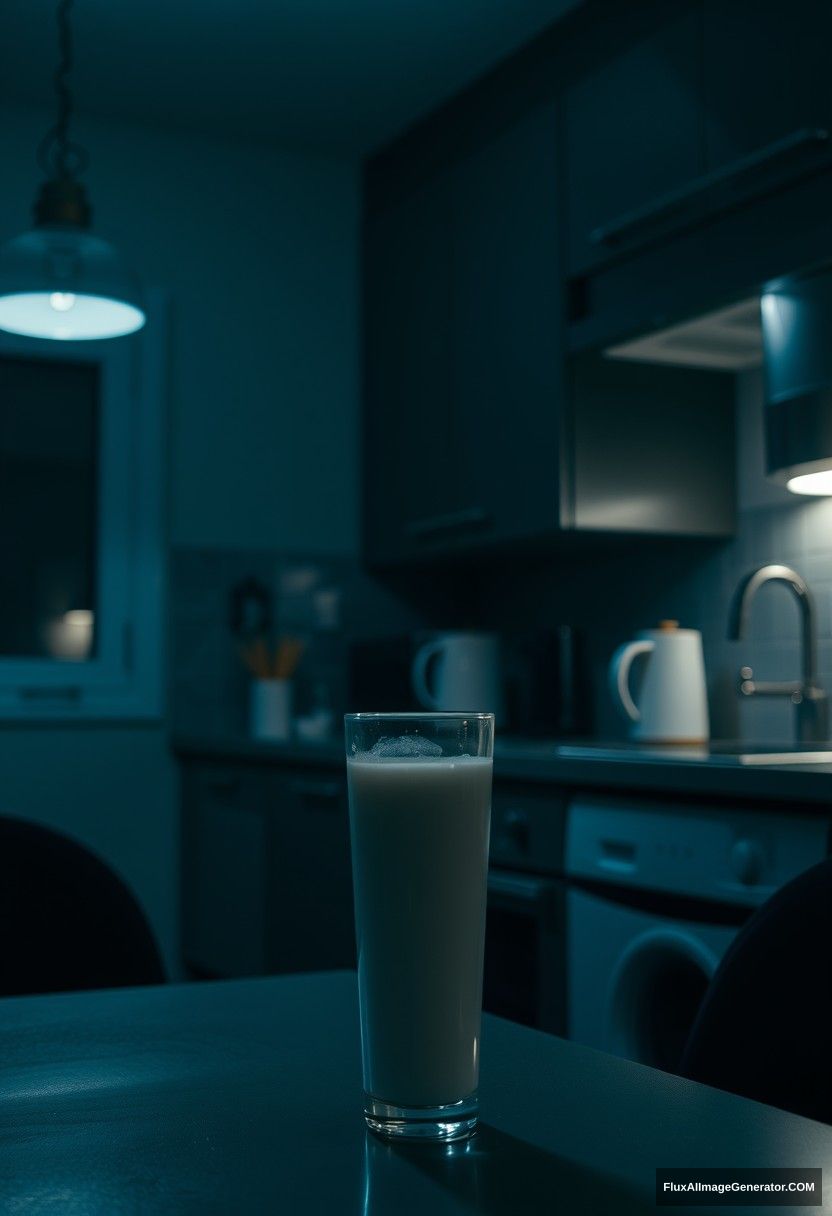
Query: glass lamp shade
762 274 832 496
0 225 145 340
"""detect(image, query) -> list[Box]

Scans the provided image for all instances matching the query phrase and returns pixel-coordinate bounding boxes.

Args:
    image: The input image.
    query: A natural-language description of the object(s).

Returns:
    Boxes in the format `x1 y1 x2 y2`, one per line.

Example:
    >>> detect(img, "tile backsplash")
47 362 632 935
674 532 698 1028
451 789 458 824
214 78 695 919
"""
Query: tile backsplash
170 548 471 739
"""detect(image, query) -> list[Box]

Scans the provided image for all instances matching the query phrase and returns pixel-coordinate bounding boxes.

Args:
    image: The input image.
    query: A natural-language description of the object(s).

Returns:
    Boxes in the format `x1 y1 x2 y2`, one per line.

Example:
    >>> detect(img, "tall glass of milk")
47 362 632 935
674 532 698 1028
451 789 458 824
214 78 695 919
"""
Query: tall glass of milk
345 712 494 1142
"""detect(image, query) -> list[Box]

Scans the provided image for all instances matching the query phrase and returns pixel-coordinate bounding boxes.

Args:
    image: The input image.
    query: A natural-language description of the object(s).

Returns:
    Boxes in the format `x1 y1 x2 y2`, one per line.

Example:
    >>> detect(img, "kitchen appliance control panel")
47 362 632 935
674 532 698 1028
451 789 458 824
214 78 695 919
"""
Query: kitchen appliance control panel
565 796 830 907
490 783 567 874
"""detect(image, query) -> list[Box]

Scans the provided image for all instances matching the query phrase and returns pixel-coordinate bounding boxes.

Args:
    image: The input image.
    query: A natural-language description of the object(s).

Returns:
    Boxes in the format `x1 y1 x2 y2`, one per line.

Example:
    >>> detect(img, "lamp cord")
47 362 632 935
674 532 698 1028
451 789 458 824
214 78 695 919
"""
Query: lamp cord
37 0 89 181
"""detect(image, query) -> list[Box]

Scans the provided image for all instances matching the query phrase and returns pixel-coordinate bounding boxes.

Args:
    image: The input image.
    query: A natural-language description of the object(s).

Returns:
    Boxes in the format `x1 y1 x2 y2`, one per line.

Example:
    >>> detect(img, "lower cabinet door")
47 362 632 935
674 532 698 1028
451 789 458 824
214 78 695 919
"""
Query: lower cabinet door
267 772 356 974
182 762 356 979
483 870 566 1035
181 765 269 978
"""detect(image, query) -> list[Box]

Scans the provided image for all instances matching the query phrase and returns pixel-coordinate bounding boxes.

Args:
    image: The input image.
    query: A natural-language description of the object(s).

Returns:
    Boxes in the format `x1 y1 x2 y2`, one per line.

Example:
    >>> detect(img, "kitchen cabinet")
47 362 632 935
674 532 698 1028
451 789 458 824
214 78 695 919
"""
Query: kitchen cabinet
569 353 735 535
363 2 737 566
175 737 832 1065
268 771 355 974
485 782 567 1034
363 170 456 563
364 101 566 565
702 2 832 179
179 747 570 1035
181 760 354 979
181 764 269 978
451 104 565 553
563 0 832 278
565 1 832 351
563 0 703 276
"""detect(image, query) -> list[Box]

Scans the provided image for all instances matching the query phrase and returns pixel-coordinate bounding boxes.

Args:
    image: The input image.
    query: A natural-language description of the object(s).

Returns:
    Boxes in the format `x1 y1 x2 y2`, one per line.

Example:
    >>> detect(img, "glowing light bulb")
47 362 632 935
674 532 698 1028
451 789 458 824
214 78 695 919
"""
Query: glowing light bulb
49 291 76 312
786 470 832 496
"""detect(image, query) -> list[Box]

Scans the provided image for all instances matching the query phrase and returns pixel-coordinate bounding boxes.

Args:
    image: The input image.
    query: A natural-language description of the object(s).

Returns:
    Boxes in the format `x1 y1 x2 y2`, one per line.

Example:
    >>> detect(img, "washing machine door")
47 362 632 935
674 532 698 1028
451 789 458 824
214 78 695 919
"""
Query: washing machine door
567 886 741 1073
607 927 720 1073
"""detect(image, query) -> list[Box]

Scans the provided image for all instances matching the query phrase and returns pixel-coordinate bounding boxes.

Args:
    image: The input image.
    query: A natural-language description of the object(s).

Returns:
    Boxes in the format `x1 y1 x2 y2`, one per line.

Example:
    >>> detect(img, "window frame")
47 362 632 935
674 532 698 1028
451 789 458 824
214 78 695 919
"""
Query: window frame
0 291 166 719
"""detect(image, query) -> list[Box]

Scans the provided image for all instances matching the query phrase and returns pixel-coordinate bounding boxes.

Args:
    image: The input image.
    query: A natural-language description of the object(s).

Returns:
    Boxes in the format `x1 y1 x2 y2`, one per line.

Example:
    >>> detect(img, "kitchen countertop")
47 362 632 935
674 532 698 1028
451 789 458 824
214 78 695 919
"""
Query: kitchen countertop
1 971 828 1214
173 733 832 807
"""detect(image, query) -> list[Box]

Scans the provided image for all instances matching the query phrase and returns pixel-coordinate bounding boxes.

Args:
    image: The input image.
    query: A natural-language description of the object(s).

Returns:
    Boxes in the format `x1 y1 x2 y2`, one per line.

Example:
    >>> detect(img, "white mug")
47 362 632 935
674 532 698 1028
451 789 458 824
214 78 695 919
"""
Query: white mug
250 678 292 742
411 632 504 723
609 621 709 744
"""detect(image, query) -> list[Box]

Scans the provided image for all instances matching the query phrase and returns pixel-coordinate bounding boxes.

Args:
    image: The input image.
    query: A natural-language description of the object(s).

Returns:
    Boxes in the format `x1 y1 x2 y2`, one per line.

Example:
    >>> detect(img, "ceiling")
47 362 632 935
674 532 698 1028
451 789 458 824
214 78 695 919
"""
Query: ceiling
1 0 581 154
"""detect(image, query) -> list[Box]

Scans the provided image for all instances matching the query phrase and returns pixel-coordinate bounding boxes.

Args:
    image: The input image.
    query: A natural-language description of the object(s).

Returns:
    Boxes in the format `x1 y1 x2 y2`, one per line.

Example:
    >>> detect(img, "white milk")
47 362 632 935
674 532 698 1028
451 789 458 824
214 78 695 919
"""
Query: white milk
346 755 492 1108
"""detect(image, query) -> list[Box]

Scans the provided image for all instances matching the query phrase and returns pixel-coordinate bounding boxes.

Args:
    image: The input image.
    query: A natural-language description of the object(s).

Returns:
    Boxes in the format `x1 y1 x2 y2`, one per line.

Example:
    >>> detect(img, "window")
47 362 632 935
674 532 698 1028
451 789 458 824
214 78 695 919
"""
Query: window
0 293 165 718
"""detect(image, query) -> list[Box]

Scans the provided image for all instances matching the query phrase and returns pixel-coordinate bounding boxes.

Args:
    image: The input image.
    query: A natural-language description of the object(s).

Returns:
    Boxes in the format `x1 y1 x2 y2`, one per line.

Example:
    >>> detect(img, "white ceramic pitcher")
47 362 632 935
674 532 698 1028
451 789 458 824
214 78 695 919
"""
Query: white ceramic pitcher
609 620 709 743
411 632 504 723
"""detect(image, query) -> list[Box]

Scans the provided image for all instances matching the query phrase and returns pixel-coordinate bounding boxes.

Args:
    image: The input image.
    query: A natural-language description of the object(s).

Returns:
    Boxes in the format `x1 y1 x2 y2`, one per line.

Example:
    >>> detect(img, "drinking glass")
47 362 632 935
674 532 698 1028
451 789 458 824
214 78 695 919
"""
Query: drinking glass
345 712 494 1142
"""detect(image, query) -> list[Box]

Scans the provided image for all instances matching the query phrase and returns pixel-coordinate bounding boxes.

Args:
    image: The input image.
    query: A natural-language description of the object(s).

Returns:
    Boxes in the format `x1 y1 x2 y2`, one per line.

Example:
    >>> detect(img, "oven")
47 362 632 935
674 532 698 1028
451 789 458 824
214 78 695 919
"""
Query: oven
483 784 567 1035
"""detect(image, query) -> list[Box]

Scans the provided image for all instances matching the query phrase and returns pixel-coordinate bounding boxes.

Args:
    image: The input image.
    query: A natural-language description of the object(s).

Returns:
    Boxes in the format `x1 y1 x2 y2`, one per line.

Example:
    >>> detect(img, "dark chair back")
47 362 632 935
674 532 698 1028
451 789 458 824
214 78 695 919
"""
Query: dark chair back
0 815 165 997
680 857 831 1124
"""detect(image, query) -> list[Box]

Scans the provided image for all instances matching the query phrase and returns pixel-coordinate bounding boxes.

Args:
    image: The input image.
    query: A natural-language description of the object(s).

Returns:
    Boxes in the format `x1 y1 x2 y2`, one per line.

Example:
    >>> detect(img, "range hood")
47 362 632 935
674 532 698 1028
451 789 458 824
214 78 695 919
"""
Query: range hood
605 273 832 497
760 270 832 495
606 299 763 372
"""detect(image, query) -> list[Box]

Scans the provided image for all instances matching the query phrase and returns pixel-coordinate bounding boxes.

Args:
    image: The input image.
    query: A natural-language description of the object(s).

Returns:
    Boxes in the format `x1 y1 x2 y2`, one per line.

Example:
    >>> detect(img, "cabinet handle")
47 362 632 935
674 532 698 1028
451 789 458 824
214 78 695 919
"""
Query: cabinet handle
292 778 342 802
590 126 830 248
487 871 556 908
406 507 492 539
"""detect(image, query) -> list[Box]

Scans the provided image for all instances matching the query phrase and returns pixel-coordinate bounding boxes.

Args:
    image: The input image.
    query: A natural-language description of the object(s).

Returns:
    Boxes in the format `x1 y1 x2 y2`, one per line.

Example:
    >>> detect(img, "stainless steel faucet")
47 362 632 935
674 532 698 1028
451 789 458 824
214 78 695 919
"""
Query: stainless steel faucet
728 564 829 743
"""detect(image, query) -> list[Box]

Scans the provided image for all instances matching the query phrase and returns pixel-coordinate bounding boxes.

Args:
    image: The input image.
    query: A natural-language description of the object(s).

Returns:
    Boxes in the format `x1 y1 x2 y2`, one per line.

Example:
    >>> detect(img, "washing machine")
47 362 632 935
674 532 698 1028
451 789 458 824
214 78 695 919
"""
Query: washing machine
565 795 829 1073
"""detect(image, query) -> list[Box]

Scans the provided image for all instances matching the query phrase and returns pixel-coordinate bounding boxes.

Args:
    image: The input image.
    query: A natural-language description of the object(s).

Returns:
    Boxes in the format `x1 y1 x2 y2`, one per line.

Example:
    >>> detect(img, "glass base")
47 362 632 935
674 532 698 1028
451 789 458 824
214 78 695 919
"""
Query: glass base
364 1093 478 1142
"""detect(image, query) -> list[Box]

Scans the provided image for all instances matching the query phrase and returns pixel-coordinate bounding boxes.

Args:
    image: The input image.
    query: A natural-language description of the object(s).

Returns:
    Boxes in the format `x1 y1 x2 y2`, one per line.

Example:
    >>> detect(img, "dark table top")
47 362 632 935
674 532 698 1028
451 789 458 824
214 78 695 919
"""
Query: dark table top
1 972 829 1214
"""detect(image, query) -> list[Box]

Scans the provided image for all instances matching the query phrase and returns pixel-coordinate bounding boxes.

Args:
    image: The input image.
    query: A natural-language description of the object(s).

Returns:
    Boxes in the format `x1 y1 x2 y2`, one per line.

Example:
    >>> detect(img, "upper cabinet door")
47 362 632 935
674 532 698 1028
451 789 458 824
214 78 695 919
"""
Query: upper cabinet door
451 102 565 548
703 2 832 187
363 171 456 564
364 99 566 565
563 3 704 275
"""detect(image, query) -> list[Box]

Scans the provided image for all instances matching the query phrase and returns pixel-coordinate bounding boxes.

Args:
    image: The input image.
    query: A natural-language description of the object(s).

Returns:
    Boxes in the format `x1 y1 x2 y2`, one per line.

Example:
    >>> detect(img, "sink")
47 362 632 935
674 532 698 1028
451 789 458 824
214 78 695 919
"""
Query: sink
556 742 832 767
709 750 832 766
707 742 832 766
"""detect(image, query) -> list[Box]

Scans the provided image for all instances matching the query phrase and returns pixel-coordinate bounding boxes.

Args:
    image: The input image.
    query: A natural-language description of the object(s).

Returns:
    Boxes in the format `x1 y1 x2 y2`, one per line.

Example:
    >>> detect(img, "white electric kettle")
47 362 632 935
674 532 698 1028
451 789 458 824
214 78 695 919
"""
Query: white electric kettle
411 632 504 723
609 620 709 744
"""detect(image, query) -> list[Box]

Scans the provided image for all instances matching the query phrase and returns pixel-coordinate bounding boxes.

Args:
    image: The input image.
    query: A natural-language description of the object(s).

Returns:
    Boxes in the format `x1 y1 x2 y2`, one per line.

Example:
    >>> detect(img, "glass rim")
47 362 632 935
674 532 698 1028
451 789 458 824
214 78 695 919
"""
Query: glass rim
344 711 495 722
